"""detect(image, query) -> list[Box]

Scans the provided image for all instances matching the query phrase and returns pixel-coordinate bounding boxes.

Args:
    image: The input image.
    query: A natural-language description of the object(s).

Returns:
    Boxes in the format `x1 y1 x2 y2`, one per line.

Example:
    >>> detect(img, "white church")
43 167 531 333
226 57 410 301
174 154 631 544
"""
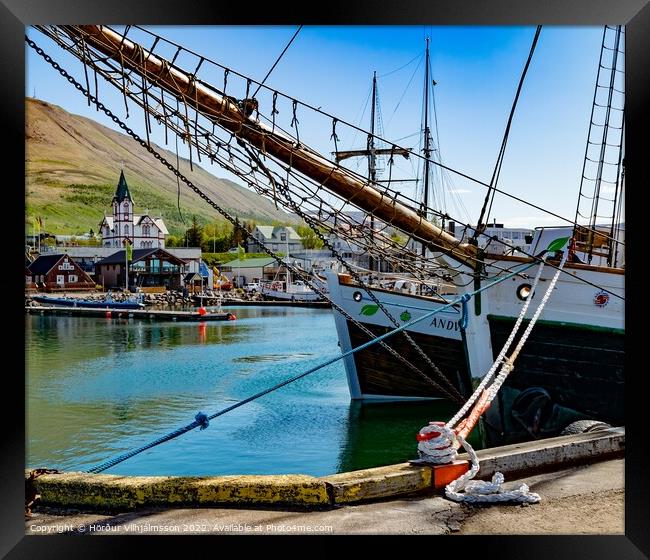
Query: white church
99 170 168 249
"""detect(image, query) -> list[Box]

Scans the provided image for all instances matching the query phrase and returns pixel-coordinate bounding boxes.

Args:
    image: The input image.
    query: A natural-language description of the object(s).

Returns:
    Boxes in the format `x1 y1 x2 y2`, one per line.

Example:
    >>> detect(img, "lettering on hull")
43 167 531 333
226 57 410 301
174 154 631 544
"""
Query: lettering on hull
430 317 460 331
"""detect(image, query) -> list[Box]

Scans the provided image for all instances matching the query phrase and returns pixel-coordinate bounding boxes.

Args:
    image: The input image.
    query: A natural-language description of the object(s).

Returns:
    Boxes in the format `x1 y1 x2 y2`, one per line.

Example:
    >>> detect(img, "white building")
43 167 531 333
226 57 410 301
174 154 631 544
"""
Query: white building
449 220 534 256
99 171 169 249
247 225 303 254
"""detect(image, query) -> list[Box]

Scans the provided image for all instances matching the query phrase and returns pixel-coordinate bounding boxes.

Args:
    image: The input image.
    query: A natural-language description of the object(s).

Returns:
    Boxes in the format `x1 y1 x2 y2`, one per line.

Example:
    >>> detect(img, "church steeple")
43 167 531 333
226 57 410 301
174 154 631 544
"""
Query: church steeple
113 169 133 204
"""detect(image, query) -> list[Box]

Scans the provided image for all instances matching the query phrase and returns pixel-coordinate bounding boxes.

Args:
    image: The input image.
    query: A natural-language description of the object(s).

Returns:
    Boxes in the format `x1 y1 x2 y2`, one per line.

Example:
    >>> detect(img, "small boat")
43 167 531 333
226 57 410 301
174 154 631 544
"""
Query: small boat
261 279 324 302
31 293 145 310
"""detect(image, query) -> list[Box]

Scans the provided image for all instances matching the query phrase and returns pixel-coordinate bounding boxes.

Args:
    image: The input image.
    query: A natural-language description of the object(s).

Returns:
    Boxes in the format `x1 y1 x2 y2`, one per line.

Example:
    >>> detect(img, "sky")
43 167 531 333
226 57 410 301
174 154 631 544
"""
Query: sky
25 25 620 229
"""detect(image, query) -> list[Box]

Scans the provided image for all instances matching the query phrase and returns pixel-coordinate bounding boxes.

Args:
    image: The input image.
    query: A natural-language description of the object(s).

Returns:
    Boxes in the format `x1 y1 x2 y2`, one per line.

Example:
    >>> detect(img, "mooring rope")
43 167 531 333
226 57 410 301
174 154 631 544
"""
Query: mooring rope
86 262 536 474
416 241 570 504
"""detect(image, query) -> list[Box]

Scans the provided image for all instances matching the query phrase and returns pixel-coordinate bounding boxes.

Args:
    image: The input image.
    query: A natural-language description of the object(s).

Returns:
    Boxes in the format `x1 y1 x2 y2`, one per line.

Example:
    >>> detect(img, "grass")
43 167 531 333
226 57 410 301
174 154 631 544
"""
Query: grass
201 252 276 265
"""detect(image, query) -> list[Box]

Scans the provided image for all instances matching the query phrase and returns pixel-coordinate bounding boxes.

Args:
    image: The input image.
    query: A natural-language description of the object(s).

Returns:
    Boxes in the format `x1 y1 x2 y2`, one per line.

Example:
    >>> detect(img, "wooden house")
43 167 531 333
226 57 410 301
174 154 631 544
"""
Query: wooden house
26 254 95 292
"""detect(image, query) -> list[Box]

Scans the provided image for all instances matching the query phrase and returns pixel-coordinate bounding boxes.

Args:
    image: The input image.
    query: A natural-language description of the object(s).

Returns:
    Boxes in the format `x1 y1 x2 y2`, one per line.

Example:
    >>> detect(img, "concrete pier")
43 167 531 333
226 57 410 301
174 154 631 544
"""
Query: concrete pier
25 459 624 535
25 305 235 322
25 427 624 535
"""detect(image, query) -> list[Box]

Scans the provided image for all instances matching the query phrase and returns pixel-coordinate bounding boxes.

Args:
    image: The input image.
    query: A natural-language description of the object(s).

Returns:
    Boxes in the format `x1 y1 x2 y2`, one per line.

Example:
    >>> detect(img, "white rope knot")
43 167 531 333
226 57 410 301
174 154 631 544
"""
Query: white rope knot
416 422 458 464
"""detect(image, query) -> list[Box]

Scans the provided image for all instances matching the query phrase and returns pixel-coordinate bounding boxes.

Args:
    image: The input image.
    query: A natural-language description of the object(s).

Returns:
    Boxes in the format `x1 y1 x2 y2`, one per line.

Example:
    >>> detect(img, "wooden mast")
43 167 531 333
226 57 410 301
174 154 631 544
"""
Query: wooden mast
421 37 432 259
368 71 377 274
62 25 478 267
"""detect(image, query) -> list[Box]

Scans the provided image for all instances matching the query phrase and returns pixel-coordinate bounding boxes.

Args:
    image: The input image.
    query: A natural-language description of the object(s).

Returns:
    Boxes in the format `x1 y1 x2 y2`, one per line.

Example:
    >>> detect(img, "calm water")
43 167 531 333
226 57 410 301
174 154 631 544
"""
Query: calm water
26 306 477 476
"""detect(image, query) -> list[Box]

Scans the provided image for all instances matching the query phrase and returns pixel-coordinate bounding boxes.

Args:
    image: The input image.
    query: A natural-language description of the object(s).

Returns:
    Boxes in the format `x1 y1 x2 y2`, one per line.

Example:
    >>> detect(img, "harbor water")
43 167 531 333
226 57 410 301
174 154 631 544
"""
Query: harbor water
26 306 480 477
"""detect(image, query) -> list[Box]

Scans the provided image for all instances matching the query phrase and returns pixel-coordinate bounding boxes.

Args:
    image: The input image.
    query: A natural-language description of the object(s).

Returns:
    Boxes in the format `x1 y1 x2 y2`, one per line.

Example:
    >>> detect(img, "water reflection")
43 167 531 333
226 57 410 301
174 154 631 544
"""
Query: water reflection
26 307 484 476
336 400 485 473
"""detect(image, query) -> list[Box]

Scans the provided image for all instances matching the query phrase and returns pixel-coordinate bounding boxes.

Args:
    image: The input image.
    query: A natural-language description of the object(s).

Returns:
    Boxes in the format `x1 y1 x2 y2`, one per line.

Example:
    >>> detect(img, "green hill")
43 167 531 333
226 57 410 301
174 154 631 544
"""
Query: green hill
25 98 292 235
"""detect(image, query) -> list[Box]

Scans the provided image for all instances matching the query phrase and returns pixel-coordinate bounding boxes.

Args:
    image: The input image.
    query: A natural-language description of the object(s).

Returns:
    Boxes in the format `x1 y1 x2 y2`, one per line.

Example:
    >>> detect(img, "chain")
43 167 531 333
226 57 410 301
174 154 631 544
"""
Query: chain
27 36 463 403
273 177 465 401
243 145 464 402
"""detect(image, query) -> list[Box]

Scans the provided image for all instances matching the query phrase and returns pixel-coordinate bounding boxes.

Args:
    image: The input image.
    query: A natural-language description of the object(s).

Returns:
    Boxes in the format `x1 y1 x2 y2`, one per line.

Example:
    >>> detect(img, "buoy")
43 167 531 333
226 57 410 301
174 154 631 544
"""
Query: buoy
228 313 237 321
105 311 112 318
198 306 207 316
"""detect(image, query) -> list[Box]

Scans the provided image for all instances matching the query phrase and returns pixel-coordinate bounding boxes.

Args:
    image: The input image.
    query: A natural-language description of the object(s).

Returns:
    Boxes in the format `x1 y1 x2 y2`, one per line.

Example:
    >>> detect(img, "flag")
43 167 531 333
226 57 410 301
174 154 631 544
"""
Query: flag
237 244 245 260
125 239 133 262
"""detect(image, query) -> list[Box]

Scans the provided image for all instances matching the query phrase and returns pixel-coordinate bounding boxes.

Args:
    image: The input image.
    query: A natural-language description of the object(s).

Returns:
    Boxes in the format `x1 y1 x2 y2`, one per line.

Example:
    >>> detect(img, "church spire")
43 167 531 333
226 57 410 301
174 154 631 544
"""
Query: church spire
113 169 133 203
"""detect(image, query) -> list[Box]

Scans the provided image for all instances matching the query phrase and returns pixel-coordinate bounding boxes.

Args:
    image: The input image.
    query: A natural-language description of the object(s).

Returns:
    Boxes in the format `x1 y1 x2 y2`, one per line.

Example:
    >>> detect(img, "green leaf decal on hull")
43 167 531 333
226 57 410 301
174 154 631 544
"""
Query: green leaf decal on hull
547 236 570 253
400 311 412 322
360 304 379 316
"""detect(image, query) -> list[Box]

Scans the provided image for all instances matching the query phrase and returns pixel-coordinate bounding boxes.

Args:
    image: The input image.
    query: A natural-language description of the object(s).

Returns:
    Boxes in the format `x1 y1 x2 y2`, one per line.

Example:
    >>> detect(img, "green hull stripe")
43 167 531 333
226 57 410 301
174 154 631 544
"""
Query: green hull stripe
487 314 624 335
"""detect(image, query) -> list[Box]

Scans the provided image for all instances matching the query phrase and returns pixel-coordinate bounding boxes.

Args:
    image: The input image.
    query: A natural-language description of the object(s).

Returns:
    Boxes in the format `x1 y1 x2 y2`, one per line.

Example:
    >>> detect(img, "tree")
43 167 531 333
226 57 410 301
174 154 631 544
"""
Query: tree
296 223 324 250
166 235 180 247
390 230 408 246
184 215 203 247
228 218 247 249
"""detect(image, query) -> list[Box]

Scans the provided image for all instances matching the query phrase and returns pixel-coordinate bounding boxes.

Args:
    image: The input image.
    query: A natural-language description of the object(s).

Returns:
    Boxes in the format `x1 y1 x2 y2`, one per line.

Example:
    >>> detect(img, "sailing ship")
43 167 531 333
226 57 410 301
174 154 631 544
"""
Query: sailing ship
31 25 625 444
325 29 625 442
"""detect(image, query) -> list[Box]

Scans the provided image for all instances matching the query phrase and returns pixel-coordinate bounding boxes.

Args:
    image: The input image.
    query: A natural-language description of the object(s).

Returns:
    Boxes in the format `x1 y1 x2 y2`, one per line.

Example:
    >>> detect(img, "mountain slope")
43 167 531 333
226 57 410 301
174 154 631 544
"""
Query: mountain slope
25 98 291 234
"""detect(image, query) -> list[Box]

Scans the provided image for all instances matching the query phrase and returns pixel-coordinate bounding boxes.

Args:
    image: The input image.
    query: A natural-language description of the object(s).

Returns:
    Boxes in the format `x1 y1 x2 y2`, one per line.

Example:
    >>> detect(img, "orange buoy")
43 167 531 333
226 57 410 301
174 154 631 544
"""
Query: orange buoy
228 313 237 321
198 306 207 316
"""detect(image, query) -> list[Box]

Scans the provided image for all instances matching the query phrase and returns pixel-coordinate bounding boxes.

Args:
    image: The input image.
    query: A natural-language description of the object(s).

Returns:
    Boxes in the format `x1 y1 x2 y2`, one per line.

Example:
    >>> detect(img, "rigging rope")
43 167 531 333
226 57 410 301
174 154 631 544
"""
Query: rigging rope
26 35 620 497
48 23 625 250
475 25 542 239
32 25 627 302
26 34 467 407
251 26 303 98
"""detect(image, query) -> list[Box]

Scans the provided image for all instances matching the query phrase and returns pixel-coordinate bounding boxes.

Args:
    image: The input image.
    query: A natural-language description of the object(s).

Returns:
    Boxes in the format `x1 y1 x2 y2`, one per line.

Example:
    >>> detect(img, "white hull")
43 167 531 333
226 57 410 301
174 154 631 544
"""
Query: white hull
261 288 323 302
325 261 624 423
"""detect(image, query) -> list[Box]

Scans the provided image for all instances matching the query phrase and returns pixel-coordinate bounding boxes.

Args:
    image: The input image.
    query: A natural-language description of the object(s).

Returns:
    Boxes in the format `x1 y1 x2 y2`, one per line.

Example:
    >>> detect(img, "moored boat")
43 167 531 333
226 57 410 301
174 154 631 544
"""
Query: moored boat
31 293 145 310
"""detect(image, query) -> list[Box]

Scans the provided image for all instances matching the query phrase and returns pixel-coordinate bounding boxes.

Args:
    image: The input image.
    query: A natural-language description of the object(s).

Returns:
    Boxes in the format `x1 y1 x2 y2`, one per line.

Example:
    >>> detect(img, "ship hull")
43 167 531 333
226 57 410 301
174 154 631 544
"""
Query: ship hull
325 264 624 439
260 288 323 302
32 295 145 310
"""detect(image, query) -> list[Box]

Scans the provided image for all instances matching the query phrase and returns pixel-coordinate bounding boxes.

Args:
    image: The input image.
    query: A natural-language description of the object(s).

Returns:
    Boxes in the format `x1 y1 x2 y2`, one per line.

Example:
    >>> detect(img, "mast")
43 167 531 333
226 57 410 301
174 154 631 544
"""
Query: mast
368 71 377 273
60 25 478 268
286 228 290 291
421 37 432 258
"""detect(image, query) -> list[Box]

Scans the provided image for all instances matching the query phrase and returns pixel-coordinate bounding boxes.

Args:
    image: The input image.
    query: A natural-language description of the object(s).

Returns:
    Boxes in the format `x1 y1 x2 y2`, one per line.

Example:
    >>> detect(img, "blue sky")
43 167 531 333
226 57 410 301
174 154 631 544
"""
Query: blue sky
26 25 615 228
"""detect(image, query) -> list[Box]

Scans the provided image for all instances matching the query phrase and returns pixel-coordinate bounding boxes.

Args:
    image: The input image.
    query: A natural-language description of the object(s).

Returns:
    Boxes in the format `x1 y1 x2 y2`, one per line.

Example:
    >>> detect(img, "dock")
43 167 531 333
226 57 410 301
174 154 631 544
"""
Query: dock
197 298 331 308
25 305 236 322
25 428 625 535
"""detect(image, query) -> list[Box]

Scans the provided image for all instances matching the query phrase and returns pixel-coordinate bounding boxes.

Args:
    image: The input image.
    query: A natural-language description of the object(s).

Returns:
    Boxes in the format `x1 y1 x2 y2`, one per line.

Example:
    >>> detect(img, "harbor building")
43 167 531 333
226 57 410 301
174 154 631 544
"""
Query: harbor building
26 254 95 292
247 226 303 254
220 257 275 288
95 248 188 291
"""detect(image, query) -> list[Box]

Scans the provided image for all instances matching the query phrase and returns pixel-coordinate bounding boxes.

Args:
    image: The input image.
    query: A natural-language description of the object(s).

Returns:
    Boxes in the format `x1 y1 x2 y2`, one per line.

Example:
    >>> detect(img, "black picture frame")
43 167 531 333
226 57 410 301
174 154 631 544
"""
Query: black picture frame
4 0 648 555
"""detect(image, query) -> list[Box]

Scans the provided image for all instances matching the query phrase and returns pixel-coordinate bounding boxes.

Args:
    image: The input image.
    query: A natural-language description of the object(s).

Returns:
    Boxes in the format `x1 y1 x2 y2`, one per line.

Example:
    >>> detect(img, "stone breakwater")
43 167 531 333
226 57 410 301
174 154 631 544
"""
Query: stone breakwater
24 290 263 308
